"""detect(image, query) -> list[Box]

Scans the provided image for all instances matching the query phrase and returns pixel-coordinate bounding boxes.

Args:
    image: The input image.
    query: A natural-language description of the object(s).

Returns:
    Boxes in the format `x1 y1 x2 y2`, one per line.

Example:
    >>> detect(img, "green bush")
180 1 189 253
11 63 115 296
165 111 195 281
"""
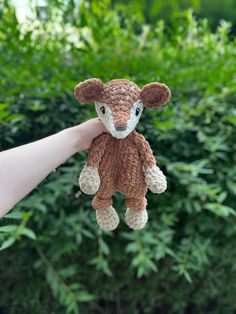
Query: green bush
112 0 236 33
0 1 236 313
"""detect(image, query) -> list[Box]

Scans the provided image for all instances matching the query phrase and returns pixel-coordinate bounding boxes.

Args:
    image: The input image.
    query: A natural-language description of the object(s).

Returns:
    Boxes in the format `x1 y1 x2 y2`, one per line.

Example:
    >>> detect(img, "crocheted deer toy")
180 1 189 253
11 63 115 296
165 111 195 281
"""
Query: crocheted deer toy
74 78 171 231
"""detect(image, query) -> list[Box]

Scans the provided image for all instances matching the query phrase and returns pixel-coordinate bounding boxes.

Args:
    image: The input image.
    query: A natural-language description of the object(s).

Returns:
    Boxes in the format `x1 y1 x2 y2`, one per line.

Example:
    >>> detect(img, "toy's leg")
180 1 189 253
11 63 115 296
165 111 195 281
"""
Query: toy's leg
124 197 148 230
92 195 119 231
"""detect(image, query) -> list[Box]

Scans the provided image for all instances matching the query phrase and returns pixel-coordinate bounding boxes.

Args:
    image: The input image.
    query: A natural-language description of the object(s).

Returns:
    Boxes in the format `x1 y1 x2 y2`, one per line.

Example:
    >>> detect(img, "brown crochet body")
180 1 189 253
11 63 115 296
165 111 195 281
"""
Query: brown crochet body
87 131 156 212
74 78 171 220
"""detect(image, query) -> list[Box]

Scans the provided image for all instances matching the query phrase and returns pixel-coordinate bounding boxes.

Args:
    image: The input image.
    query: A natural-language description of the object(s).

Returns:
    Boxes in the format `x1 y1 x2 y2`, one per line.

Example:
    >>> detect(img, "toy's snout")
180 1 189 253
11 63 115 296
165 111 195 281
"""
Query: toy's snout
115 123 127 131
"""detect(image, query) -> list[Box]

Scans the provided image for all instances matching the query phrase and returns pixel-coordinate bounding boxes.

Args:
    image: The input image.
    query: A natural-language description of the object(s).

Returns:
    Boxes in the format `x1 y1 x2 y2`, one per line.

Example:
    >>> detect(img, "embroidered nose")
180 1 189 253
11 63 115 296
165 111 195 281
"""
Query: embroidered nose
115 123 127 131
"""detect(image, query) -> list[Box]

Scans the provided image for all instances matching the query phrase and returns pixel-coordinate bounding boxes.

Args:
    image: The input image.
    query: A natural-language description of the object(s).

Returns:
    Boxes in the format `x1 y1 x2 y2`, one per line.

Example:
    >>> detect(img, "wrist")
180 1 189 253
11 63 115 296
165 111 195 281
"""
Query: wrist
61 126 83 154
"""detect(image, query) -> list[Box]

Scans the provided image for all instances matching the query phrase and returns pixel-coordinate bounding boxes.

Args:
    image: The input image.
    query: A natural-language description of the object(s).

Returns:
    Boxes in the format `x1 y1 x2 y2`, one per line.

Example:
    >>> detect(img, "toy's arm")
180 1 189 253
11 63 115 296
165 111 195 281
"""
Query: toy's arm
86 133 111 167
133 133 167 194
79 133 110 195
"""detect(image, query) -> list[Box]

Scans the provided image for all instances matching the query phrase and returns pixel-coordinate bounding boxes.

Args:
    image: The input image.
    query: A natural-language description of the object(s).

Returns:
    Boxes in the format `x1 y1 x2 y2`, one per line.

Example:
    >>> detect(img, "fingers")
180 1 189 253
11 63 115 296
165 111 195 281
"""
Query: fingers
73 118 108 151
91 118 108 134
80 118 107 135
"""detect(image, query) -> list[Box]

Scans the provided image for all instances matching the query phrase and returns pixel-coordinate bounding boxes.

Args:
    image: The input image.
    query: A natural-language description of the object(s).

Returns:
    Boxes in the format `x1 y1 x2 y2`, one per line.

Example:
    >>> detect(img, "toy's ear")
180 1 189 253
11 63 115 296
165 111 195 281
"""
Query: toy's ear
74 78 104 103
140 82 171 109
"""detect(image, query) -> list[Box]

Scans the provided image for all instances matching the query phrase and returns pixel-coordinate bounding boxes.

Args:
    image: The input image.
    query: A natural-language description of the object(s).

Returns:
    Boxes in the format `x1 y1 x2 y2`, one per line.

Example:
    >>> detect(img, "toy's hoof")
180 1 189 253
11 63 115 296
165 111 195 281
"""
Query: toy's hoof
79 165 100 195
125 208 148 230
96 206 119 231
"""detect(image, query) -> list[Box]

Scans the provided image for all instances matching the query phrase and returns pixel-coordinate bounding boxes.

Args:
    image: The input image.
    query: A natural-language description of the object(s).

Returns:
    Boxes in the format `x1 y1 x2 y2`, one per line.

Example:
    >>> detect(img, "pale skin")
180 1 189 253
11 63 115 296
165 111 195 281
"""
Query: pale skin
0 118 107 218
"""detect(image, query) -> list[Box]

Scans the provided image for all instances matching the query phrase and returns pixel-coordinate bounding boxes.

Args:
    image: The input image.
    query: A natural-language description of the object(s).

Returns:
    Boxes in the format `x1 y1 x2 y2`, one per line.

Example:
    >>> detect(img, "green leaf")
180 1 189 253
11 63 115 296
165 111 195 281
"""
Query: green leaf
20 228 37 240
0 237 15 250
0 225 18 233
204 203 236 217
4 212 23 220
77 291 96 302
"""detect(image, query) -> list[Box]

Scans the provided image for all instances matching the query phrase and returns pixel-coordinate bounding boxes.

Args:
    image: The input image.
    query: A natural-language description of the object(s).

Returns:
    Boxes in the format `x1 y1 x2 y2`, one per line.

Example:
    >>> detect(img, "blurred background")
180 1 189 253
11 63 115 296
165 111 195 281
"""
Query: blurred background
0 0 236 313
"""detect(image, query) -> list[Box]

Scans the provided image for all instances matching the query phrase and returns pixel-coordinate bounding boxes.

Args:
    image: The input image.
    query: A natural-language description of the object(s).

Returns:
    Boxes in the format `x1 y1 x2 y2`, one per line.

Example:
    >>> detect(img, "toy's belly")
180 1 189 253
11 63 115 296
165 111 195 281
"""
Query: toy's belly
99 141 146 193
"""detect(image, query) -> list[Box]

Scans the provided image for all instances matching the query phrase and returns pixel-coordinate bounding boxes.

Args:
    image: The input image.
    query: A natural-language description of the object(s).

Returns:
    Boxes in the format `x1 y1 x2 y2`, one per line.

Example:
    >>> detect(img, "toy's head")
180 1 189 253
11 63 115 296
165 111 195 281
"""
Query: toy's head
74 78 171 139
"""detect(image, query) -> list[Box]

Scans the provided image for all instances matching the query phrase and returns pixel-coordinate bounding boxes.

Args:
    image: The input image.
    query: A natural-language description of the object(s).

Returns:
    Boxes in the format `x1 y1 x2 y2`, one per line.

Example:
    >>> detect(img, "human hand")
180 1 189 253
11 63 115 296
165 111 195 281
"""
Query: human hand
72 118 108 151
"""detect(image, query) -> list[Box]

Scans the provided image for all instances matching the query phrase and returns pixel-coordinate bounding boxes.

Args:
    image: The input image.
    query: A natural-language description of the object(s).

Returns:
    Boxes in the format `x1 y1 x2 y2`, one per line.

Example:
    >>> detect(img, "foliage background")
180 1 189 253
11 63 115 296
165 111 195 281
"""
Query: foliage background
0 0 236 313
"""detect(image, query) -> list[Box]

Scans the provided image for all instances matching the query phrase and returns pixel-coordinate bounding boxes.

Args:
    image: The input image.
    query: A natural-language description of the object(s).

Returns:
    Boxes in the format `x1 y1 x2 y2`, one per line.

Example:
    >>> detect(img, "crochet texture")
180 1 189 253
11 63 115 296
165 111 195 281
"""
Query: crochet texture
75 78 171 230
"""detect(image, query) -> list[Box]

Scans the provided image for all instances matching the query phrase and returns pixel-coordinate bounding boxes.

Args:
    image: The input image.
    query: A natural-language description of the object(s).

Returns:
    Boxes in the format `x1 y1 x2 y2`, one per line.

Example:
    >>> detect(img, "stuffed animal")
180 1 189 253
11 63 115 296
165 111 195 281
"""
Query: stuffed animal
74 78 171 231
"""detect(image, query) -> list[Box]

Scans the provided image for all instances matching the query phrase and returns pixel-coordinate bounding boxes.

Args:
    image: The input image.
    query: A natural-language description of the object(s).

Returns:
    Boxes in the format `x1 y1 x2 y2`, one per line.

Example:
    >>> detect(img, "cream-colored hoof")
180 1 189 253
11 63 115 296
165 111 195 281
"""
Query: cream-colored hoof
96 206 119 231
125 208 148 230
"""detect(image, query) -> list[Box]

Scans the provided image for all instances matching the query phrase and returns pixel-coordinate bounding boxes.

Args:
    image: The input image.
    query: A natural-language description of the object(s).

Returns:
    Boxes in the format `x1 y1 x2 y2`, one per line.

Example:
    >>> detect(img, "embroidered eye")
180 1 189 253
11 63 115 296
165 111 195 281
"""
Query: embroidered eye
100 106 105 114
135 108 140 116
